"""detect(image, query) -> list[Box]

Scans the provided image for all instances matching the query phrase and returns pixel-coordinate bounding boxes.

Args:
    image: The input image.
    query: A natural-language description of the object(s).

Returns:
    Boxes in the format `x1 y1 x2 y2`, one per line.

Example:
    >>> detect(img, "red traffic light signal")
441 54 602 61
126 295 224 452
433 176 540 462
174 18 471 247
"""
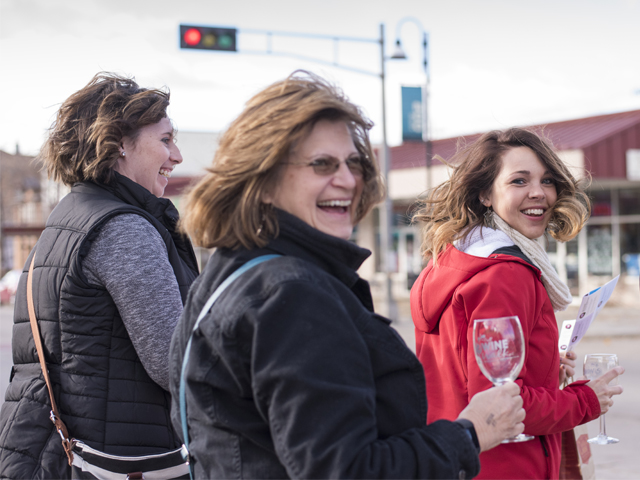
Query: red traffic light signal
183 28 201 46
179 25 237 52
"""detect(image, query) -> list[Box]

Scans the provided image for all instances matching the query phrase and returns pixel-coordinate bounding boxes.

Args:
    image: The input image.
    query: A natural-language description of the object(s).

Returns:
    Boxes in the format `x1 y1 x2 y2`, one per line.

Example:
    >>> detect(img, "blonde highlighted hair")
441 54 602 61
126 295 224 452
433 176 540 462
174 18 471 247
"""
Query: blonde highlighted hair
180 71 384 249
413 128 591 263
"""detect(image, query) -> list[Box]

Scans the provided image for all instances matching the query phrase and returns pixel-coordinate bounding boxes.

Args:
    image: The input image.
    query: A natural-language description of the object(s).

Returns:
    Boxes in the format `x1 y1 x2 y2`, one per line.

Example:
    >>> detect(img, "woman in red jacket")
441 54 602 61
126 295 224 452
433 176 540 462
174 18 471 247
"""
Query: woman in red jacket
410 128 624 479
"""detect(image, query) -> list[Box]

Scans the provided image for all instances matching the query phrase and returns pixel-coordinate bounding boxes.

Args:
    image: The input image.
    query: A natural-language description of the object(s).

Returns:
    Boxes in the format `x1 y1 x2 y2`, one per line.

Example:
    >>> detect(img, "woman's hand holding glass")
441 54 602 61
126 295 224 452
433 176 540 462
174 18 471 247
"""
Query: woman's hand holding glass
457 383 525 452
583 354 624 444
473 315 534 443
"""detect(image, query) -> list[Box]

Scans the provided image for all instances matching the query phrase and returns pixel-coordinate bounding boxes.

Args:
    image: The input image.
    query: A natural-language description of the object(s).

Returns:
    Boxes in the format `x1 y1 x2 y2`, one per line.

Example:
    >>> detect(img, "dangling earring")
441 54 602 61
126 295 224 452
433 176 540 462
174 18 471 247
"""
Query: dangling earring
256 204 269 237
483 207 496 229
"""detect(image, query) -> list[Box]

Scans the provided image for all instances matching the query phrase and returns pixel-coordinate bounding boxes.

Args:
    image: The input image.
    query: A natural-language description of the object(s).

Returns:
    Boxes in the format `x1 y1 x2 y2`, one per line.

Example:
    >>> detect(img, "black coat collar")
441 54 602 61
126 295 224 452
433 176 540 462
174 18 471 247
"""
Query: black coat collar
267 209 371 288
262 210 375 311
218 208 374 311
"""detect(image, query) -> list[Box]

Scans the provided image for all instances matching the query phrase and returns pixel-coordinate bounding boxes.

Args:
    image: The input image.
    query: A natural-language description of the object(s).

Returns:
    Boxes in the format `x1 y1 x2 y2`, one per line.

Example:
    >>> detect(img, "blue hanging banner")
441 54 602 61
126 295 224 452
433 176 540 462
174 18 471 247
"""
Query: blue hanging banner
401 86 423 141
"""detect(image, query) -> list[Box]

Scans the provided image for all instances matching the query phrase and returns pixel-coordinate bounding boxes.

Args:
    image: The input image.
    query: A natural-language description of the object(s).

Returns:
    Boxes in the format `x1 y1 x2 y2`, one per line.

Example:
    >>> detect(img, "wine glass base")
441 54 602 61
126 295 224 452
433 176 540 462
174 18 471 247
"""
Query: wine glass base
501 433 535 443
588 435 619 445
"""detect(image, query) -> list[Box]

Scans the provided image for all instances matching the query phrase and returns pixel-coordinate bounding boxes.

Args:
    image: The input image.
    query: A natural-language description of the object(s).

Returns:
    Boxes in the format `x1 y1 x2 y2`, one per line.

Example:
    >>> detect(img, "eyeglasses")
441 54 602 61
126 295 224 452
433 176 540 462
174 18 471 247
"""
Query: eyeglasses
283 156 368 178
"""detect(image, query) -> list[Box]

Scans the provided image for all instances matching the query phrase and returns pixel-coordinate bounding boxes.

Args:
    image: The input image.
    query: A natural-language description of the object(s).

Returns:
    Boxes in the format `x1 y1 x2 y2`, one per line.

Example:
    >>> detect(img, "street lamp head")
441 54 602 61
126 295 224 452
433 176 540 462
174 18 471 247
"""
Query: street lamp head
390 39 407 59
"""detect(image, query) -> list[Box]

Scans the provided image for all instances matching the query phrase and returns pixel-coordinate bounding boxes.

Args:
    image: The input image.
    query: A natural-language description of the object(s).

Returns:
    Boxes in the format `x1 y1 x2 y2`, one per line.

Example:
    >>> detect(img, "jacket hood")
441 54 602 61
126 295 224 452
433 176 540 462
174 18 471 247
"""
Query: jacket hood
410 244 540 334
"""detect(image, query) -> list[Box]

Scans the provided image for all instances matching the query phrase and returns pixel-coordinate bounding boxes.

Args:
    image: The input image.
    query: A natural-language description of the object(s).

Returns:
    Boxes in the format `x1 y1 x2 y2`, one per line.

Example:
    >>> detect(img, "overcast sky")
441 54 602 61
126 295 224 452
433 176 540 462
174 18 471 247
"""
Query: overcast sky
1 0 639 159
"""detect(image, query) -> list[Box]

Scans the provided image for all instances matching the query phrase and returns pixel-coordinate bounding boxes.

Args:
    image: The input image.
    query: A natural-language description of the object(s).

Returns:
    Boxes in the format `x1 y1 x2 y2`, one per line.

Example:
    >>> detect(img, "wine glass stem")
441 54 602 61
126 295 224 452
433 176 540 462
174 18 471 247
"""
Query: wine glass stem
599 414 607 438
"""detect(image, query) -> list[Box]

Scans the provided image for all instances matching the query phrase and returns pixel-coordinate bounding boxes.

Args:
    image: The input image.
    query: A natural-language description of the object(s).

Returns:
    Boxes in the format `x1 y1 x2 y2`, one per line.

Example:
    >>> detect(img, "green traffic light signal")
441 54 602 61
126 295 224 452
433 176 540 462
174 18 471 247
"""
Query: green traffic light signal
179 25 237 52
218 35 233 49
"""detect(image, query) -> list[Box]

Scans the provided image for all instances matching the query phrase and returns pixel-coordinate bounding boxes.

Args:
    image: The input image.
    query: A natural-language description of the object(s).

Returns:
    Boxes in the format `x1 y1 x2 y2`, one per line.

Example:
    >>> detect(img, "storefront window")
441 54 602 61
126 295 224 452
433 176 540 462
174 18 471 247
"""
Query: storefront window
391 232 399 272
589 189 612 216
393 205 413 226
587 225 612 275
621 223 640 276
394 228 424 289
565 237 579 293
619 189 640 216
406 233 416 272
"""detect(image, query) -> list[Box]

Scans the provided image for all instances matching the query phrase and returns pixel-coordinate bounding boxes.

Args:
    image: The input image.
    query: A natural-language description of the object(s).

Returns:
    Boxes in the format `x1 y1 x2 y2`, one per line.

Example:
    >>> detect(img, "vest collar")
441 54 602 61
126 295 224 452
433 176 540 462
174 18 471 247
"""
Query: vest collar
105 172 180 228
75 172 198 275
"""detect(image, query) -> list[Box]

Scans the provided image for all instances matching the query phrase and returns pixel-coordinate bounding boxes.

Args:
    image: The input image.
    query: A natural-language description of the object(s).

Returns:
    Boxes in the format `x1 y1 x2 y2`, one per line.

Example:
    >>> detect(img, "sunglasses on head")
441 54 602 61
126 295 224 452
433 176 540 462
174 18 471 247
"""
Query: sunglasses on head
284 156 367 178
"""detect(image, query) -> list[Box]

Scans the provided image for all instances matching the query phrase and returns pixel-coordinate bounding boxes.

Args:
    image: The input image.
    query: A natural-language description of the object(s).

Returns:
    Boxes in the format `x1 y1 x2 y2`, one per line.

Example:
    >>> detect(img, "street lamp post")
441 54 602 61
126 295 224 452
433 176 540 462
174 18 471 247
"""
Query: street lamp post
390 18 431 190
377 23 397 320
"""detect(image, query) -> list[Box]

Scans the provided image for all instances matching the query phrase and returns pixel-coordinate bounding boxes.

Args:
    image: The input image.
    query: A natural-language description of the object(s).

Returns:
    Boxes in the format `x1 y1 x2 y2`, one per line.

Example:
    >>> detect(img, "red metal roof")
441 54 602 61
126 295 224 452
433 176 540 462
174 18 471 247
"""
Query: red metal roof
391 109 640 172
143 109 640 193
536 109 640 150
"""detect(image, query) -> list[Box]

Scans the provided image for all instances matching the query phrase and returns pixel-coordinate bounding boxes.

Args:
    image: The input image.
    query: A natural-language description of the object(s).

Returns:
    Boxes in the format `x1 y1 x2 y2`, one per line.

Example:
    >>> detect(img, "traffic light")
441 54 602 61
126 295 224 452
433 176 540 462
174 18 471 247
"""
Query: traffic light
179 25 237 52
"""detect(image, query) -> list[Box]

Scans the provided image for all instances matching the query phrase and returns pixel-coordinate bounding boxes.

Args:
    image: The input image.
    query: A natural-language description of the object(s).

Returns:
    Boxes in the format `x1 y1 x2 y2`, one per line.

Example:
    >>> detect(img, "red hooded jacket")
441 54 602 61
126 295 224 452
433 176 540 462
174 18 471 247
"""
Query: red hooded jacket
410 244 600 479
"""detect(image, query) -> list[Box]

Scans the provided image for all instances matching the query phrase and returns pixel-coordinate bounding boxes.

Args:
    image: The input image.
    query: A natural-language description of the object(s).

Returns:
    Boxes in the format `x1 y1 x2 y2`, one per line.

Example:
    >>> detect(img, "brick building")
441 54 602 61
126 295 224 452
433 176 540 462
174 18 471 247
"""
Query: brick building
0 150 61 275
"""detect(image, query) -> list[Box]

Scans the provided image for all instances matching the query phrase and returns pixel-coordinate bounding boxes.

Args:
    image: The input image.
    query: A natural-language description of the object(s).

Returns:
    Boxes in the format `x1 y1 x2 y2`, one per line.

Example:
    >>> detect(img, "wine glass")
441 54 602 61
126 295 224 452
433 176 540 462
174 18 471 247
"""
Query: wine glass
473 315 534 443
583 353 619 445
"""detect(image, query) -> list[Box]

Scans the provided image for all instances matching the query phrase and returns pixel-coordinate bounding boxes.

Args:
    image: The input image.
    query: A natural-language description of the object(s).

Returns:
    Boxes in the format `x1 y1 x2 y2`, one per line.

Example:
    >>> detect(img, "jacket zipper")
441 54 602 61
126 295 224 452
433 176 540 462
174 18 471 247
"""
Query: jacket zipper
539 436 549 456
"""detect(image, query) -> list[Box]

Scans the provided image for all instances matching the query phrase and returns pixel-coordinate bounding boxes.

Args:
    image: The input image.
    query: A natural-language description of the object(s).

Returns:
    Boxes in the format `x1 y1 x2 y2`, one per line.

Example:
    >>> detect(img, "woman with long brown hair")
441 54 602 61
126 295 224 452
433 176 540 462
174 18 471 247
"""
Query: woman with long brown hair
410 128 624 479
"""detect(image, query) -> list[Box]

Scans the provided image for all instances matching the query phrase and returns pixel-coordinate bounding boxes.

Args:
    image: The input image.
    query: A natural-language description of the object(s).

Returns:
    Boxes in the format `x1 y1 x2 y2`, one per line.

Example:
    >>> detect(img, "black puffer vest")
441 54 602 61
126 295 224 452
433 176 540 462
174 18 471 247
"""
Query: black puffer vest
0 174 199 479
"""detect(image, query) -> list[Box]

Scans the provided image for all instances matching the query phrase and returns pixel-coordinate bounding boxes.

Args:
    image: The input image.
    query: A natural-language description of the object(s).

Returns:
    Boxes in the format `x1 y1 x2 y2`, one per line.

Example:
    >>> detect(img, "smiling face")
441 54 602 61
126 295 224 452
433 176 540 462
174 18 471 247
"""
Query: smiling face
115 117 182 197
263 119 364 240
481 146 558 239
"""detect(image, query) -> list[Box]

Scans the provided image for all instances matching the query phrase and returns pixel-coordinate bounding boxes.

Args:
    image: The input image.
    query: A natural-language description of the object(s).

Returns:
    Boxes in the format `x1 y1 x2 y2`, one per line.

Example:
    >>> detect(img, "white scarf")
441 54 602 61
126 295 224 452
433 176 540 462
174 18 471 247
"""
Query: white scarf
455 224 514 258
489 211 572 312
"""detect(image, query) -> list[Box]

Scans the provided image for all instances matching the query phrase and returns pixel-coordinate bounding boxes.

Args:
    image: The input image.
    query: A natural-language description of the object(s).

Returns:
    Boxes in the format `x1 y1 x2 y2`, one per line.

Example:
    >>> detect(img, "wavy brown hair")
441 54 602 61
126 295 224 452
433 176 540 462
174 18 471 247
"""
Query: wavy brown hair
39 72 170 186
413 128 591 263
180 71 385 250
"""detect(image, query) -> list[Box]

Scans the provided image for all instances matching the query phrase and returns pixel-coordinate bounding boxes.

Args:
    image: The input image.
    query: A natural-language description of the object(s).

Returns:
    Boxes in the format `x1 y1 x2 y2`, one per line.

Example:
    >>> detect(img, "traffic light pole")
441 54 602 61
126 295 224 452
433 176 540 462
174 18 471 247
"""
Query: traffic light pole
377 24 398 321
181 23 398 320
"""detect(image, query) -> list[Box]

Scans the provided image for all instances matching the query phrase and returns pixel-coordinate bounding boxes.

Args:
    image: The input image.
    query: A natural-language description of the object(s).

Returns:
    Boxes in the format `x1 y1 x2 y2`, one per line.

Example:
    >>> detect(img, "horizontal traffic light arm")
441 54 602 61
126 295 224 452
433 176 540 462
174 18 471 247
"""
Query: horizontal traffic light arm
179 25 380 77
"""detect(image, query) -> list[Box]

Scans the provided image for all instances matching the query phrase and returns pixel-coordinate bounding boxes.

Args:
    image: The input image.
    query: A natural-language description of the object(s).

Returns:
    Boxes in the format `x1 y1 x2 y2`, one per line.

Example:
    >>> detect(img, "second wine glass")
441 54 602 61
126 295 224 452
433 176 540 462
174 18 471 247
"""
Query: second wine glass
583 353 619 445
473 315 534 443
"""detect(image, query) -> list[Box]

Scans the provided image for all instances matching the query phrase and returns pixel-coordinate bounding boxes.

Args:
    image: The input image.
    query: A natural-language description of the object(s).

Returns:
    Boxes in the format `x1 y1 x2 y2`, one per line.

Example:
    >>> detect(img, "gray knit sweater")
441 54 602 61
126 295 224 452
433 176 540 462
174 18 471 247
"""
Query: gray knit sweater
82 213 183 390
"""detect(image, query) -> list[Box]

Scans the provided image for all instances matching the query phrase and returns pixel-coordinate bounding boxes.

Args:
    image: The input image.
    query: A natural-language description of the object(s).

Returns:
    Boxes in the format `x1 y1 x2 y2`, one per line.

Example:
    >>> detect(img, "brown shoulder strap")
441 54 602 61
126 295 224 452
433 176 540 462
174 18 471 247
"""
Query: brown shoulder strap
26 253 74 465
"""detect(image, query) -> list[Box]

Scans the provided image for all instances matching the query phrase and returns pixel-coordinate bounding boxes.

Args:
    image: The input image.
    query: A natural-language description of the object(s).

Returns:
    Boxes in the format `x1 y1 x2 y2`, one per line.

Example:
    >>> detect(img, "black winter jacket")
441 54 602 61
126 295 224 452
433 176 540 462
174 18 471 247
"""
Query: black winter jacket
0 174 198 479
170 210 480 479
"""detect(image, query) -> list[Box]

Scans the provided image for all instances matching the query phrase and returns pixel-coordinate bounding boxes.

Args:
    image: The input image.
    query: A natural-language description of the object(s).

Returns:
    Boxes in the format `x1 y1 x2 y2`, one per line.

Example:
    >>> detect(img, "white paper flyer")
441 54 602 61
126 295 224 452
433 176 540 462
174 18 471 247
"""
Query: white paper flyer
558 275 620 353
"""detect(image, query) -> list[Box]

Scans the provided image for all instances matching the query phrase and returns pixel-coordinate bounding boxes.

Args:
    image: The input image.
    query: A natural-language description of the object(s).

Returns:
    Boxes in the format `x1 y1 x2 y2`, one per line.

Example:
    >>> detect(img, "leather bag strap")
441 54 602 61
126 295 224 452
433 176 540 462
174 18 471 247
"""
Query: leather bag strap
26 253 75 465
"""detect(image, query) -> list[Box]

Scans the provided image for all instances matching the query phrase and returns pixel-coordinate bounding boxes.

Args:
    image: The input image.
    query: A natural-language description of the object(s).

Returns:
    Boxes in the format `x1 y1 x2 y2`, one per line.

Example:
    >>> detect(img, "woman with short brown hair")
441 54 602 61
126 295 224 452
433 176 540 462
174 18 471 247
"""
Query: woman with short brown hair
0 72 198 478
